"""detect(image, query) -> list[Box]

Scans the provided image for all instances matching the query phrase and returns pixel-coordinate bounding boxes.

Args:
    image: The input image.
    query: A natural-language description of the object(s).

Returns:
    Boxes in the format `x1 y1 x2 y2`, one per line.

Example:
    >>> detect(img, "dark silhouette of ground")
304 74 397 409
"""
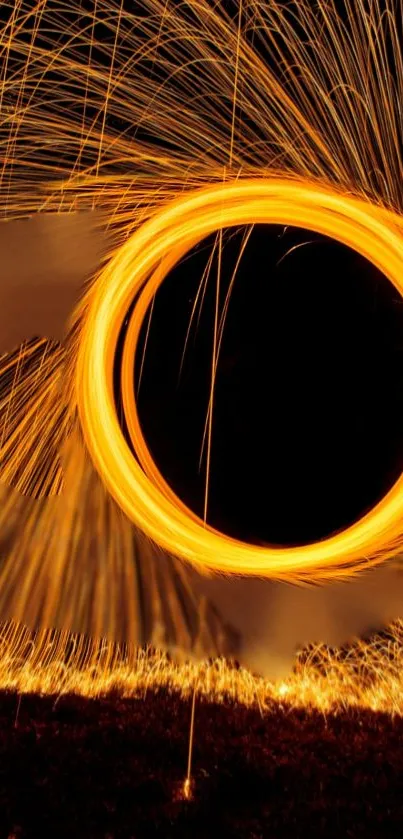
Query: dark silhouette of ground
0 688 402 838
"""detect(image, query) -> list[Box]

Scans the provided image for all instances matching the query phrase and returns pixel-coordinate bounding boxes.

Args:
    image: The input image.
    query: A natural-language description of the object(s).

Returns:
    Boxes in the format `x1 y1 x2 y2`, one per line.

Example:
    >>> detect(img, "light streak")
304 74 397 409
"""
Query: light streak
79 178 403 581
0 618 403 717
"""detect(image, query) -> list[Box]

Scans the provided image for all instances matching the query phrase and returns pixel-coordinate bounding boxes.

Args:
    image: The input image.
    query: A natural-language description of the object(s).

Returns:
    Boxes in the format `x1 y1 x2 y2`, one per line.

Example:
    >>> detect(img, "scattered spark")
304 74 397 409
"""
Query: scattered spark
276 240 318 269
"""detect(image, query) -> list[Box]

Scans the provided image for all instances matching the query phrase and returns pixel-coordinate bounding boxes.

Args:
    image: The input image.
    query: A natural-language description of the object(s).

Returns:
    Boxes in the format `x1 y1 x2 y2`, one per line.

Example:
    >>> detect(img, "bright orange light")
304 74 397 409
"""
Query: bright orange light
76 177 403 581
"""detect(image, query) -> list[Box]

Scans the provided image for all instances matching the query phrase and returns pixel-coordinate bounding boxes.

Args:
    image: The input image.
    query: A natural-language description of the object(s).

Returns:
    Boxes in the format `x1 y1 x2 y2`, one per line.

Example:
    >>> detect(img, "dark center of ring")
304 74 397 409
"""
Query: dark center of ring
114 224 403 548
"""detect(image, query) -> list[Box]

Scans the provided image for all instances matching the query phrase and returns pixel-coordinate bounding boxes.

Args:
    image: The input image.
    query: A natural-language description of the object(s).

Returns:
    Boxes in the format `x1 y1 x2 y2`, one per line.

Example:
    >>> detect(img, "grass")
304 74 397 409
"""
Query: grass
1 686 403 838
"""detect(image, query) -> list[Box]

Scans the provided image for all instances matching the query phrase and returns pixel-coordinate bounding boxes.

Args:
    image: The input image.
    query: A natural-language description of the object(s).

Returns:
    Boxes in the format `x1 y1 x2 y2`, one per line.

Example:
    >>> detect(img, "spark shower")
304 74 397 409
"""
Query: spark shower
1 0 403 711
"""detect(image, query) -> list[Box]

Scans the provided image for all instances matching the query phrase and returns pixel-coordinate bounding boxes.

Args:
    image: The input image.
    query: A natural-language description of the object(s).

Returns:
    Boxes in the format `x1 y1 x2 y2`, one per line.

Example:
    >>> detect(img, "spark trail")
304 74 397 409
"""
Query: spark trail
0 0 403 704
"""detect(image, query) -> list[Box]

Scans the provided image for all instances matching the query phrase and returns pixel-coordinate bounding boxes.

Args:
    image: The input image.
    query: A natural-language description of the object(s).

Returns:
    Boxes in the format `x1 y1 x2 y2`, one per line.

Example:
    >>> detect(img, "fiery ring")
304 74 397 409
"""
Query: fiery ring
76 178 403 580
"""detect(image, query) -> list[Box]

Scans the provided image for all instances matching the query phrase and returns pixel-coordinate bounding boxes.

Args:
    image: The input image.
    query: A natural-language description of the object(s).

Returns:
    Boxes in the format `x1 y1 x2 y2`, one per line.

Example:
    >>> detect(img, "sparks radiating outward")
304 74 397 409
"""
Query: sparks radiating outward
1 0 403 709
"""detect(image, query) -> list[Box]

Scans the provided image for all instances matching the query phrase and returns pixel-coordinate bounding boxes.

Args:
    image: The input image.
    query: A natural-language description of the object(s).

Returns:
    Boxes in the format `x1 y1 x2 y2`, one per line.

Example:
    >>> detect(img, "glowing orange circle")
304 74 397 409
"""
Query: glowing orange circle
76 178 403 581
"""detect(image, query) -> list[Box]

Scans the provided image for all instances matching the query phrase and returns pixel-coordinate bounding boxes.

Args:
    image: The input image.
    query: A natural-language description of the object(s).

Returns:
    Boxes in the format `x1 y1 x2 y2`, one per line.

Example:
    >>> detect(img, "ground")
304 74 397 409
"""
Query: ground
0 688 402 839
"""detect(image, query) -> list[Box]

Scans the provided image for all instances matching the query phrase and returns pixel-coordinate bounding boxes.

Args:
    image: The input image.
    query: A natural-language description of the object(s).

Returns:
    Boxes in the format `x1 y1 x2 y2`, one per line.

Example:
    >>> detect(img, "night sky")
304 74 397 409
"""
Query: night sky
121 225 403 548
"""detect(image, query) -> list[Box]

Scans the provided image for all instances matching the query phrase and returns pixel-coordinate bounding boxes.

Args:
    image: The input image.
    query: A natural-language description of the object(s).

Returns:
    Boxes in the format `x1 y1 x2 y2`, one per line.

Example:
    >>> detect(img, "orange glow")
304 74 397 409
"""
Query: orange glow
2 0 403 701
77 178 403 582
1 619 403 717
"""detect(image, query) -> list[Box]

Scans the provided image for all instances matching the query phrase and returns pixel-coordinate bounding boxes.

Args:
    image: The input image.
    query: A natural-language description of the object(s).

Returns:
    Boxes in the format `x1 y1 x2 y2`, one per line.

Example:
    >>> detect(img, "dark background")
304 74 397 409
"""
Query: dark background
124 225 403 547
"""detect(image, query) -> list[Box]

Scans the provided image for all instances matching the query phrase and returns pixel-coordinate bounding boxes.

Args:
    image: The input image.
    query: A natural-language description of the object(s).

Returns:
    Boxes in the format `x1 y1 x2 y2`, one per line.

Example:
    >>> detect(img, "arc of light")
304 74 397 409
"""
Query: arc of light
76 177 403 581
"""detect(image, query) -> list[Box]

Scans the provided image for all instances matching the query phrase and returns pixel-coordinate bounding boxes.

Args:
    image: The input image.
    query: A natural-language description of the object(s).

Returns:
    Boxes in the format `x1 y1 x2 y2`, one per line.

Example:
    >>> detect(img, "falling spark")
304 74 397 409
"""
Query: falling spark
184 679 198 799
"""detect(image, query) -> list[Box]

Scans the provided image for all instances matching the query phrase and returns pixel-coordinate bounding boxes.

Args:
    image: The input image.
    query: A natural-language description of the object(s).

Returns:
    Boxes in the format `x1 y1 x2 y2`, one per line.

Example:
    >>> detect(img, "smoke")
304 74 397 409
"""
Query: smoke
0 212 107 353
191 560 403 679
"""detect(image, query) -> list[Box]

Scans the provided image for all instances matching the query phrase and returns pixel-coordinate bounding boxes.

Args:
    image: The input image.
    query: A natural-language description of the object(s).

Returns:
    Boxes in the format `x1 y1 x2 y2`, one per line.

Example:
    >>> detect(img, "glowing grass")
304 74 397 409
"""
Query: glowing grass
2 619 403 718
